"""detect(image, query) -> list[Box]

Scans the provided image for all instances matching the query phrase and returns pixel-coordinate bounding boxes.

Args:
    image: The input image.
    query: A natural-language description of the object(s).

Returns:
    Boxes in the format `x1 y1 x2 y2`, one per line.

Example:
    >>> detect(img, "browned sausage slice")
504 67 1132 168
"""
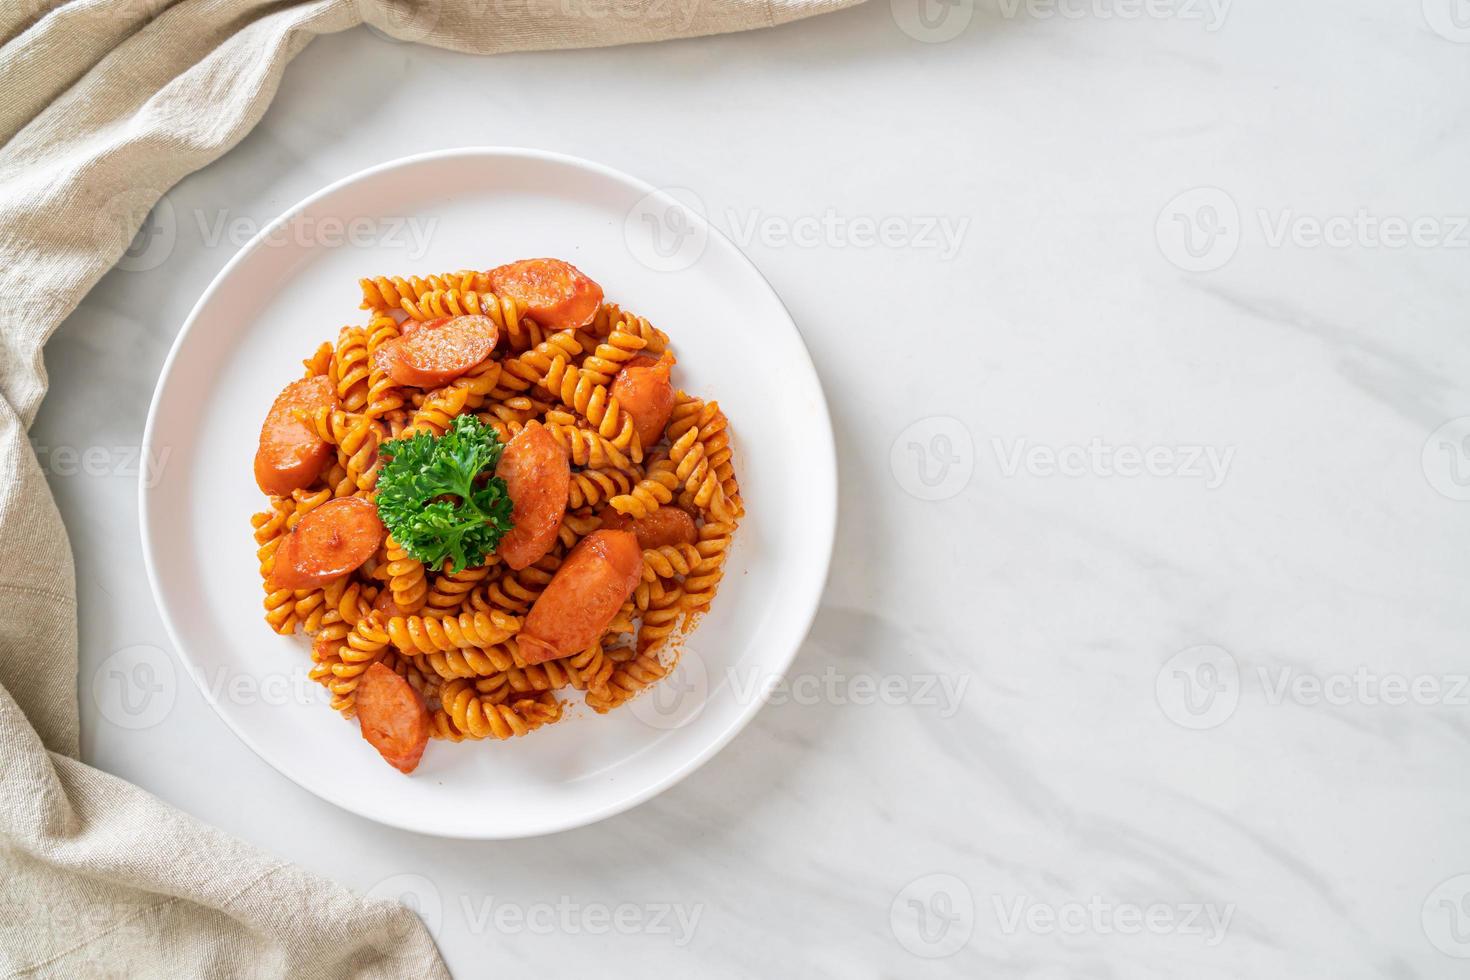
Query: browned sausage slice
376 314 498 388
356 661 430 773
485 258 603 331
398 315 451 340
598 505 697 549
254 376 339 496
268 497 385 590
610 352 676 448
494 422 570 570
518 529 642 664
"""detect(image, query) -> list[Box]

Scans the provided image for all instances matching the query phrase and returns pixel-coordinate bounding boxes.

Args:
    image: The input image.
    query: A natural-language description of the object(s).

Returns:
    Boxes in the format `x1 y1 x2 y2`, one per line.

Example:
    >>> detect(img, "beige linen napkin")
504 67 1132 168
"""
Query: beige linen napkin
0 0 859 975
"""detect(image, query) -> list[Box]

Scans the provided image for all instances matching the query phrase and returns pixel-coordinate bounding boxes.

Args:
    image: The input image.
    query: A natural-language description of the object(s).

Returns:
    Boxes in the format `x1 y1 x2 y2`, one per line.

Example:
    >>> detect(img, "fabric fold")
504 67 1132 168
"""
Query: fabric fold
0 0 860 974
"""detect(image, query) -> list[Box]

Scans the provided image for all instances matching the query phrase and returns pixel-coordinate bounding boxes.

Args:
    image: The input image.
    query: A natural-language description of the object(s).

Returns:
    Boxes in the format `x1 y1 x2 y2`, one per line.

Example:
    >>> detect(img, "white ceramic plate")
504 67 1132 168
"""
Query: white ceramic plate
140 148 836 839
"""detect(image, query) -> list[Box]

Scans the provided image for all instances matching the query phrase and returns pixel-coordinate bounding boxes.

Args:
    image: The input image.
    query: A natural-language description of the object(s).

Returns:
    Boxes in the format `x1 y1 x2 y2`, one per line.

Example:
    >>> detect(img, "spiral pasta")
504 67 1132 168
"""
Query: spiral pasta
424 563 493 615
567 467 636 510
329 326 371 412
585 648 670 714
385 610 522 654
577 328 649 386
472 557 557 613
297 407 386 493
589 304 669 355
542 355 643 462
642 543 701 582
540 413 633 470
608 456 680 519
303 341 334 377
432 683 560 741
405 359 502 437
363 312 404 420
253 260 741 764
420 643 518 680
359 272 466 312
383 535 428 613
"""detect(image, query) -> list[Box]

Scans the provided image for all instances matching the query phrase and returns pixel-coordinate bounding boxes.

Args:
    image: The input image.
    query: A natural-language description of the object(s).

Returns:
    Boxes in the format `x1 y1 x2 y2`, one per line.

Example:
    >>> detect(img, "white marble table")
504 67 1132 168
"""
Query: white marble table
33 2 1470 975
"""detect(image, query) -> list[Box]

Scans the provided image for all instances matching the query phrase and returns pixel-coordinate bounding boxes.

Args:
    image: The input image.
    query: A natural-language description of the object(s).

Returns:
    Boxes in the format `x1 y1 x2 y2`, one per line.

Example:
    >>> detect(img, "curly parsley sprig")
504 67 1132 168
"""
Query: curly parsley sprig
374 414 514 572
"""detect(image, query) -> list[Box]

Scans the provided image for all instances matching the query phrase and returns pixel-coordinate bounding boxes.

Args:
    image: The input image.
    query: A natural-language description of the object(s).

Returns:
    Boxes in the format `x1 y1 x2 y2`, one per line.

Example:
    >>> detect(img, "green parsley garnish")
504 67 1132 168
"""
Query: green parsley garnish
374 414 514 572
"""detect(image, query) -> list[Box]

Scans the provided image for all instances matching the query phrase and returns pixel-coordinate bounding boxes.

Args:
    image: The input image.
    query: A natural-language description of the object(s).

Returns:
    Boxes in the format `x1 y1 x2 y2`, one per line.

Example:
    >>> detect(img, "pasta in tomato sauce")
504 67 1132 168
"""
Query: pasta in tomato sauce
250 258 741 772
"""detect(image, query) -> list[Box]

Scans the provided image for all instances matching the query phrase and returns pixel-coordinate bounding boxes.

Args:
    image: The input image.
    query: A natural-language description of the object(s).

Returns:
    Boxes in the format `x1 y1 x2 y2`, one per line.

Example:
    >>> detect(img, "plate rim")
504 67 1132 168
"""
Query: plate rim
138 145 838 839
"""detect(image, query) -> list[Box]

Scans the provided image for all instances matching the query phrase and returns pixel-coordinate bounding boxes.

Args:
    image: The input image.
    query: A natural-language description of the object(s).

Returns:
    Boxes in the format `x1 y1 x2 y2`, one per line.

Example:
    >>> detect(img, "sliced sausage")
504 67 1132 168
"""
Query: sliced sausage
610 352 676 448
375 314 498 388
254 376 339 496
398 315 451 340
485 258 602 331
598 504 697 549
494 422 570 570
267 497 385 590
519 529 642 664
356 661 430 774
